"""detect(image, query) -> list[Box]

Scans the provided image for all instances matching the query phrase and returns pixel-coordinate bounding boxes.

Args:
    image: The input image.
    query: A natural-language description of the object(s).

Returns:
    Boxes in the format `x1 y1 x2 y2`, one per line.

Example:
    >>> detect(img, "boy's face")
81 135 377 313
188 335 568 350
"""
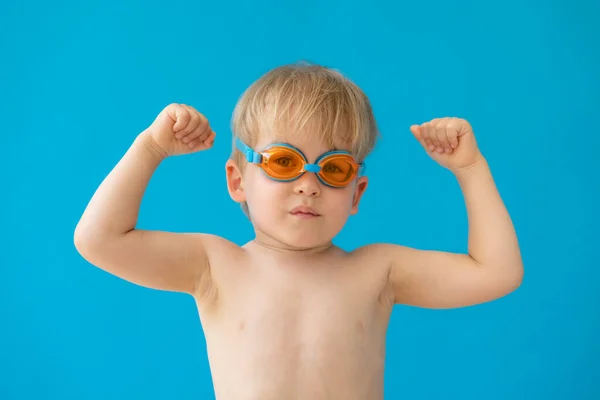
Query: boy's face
227 131 369 250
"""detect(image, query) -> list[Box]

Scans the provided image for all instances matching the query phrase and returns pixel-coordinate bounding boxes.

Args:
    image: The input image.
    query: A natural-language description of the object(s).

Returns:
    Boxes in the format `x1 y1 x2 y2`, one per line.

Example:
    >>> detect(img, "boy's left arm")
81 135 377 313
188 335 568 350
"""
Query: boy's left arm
384 117 524 309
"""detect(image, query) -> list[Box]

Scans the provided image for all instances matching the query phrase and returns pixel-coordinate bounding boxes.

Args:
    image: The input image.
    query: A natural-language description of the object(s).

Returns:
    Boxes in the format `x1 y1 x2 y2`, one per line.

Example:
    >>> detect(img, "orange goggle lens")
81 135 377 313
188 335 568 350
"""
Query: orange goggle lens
262 148 305 177
261 147 359 187
318 154 359 187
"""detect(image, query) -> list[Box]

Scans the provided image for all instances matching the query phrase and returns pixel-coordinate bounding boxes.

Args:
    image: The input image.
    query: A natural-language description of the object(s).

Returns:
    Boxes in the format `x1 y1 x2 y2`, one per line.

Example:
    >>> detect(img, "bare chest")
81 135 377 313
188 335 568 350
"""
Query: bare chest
206 258 393 354
198 257 392 399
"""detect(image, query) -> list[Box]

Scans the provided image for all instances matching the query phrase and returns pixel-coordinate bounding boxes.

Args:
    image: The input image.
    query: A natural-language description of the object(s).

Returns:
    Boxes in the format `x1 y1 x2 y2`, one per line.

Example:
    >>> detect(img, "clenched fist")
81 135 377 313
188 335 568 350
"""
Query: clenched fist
410 117 483 172
145 103 216 158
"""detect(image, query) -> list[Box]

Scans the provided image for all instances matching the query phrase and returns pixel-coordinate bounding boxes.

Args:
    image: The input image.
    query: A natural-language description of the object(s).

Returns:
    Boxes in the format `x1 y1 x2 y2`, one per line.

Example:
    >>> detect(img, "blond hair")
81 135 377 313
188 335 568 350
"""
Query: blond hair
230 62 380 217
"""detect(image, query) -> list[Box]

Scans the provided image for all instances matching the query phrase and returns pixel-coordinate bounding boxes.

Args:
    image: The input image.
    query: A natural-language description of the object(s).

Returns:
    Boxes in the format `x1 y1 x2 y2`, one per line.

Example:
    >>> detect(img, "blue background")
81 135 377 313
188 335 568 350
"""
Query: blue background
2 0 599 399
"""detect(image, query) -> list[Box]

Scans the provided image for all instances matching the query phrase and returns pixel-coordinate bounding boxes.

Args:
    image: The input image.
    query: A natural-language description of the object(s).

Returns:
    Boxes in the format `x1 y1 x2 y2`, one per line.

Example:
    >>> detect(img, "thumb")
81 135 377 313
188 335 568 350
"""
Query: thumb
410 125 421 140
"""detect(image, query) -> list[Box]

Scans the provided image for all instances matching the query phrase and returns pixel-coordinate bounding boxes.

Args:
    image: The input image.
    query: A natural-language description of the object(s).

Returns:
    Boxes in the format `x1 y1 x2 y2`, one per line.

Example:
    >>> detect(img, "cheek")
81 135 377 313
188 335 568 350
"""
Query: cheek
323 188 355 214
244 170 288 211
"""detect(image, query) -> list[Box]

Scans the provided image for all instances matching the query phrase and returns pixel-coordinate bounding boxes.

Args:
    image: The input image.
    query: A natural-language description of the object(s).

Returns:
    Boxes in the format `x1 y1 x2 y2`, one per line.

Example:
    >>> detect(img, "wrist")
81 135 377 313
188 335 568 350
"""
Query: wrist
137 130 168 162
451 154 488 180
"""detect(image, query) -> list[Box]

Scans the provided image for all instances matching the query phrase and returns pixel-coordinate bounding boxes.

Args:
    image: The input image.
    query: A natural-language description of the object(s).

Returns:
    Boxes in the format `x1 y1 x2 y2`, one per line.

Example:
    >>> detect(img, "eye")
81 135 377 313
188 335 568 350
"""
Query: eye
323 163 342 173
275 156 295 167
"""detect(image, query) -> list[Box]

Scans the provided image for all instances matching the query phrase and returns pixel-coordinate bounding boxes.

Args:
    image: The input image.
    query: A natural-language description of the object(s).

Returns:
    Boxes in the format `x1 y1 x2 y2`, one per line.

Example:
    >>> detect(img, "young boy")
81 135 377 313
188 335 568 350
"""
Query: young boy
74 63 523 399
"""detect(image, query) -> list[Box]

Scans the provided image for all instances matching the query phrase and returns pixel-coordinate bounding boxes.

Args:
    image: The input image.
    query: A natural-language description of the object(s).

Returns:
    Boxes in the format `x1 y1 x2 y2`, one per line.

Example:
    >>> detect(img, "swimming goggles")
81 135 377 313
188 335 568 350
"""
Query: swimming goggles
236 138 365 188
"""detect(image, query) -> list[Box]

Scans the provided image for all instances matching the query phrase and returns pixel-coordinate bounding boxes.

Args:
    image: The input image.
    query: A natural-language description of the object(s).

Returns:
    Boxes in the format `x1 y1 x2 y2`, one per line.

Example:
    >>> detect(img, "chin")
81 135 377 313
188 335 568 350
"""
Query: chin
251 210 346 250
279 221 345 250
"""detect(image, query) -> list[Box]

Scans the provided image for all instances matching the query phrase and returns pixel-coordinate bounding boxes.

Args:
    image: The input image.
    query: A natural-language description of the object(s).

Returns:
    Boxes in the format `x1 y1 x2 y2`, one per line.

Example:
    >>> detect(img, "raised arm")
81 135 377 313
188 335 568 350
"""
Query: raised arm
387 118 523 309
74 104 220 296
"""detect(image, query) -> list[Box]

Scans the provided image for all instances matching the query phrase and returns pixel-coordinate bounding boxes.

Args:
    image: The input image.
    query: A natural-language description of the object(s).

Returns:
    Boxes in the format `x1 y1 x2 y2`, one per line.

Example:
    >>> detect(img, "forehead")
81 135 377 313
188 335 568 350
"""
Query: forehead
257 136 349 158
255 124 352 155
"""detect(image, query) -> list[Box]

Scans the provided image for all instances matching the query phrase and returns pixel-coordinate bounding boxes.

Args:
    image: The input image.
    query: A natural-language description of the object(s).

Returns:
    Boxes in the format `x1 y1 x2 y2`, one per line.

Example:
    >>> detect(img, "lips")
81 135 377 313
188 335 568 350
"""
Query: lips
290 205 320 216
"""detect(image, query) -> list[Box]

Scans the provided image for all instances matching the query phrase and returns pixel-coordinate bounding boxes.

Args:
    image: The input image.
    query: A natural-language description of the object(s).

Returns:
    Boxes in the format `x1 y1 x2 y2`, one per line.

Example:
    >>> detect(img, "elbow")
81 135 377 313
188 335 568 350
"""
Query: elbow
513 265 524 290
74 226 93 260
482 260 524 300
503 262 524 295
74 232 90 256
73 223 105 261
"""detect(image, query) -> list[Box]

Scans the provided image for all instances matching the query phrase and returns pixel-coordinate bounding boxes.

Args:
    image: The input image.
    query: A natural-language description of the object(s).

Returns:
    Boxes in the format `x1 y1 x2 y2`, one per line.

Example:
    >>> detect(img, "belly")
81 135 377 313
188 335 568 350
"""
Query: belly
203 296 388 400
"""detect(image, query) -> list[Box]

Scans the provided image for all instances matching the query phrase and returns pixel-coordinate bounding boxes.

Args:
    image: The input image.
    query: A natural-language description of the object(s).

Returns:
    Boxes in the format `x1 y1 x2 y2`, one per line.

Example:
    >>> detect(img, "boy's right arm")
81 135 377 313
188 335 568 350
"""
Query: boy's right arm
74 104 219 296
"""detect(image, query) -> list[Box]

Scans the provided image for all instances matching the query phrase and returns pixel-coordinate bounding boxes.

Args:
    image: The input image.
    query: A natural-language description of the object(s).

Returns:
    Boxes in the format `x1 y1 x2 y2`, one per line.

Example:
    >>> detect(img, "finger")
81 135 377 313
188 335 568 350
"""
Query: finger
189 109 210 140
410 125 429 150
176 105 202 139
186 117 213 147
420 123 434 151
436 121 452 153
455 118 471 137
435 123 446 150
430 122 441 149
410 125 426 147
181 124 203 146
183 118 211 147
427 122 443 152
169 104 191 134
410 125 422 141
202 130 216 147
422 123 431 144
190 130 216 150
446 122 459 149
200 123 214 143
411 125 431 152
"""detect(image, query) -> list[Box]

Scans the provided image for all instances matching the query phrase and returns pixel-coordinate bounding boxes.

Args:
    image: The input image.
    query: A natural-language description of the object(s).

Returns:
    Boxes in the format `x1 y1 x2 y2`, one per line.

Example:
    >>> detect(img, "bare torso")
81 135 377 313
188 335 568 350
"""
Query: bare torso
194 242 395 400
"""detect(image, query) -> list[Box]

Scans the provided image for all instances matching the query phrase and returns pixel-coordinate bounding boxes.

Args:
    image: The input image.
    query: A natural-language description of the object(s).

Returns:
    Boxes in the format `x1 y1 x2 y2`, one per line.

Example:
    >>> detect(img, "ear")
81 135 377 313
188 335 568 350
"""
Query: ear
225 159 246 203
350 176 368 215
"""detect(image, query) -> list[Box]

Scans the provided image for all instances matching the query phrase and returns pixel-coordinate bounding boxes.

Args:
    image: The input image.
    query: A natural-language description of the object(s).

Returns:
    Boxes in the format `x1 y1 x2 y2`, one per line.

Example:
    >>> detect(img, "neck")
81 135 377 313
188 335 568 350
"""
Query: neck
253 238 334 254
249 230 336 257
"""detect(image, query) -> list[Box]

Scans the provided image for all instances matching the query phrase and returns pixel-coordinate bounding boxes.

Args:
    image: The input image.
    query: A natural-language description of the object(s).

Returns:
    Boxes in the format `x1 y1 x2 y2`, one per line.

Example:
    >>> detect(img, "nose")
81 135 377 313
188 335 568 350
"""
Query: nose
293 172 321 197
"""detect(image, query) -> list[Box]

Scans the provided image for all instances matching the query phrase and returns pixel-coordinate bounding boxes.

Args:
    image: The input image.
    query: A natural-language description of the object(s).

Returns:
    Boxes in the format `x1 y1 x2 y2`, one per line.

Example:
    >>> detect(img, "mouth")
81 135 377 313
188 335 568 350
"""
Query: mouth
290 205 321 218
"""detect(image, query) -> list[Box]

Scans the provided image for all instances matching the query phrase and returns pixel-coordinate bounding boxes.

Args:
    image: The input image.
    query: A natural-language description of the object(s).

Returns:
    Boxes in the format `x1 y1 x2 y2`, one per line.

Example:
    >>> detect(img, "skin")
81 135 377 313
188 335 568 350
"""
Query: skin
74 103 523 399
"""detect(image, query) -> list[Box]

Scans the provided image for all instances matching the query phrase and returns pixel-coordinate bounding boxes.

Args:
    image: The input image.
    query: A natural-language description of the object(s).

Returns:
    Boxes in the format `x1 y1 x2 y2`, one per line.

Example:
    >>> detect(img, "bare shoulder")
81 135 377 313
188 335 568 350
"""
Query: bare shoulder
192 233 246 302
348 242 452 303
347 243 398 271
345 243 400 305
201 233 244 258
346 242 442 302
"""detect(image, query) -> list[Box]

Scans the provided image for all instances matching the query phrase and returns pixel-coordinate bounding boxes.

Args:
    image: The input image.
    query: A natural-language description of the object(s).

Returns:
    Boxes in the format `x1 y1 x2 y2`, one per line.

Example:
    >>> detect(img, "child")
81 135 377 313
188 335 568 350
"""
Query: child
74 63 523 399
